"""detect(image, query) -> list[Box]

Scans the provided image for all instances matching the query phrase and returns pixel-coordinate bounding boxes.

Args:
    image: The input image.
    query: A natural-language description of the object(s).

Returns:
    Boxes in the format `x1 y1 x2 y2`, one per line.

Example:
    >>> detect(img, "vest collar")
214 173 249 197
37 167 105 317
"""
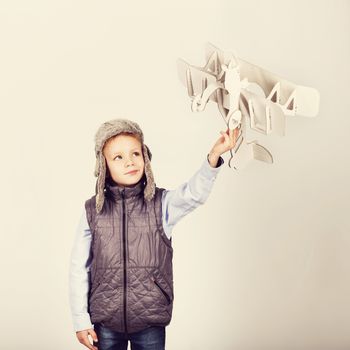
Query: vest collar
105 177 145 201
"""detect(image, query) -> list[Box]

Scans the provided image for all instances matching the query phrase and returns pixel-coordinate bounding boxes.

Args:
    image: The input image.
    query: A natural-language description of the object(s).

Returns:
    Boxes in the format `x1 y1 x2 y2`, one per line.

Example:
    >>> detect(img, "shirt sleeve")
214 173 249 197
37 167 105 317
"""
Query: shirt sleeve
68 208 93 332
161 154 224 239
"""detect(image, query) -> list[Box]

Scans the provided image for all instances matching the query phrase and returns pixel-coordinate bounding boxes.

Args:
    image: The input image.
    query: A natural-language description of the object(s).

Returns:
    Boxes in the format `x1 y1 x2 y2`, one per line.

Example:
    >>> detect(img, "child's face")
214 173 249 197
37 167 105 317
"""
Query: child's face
102 133 145 187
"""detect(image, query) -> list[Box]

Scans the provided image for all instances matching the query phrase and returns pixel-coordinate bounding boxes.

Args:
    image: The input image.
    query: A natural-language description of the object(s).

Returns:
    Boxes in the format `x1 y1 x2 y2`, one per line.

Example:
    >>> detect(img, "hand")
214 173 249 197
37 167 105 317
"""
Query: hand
208 127 240 167
76 328 99 350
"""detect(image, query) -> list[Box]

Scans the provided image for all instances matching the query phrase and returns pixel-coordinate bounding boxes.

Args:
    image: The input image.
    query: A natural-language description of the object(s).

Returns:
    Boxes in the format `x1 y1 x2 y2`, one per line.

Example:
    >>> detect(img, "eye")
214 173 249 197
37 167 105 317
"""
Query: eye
113 152 140 160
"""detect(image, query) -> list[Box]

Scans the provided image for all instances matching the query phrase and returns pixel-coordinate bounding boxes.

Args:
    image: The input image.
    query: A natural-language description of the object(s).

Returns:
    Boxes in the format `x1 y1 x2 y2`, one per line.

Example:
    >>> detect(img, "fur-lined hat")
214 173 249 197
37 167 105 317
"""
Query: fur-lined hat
94 118 155 213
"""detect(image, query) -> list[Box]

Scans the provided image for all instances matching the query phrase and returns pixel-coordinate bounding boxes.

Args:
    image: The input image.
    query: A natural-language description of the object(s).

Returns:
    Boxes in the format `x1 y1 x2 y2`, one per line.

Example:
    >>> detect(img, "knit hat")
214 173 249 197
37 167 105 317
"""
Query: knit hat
94 118 155 214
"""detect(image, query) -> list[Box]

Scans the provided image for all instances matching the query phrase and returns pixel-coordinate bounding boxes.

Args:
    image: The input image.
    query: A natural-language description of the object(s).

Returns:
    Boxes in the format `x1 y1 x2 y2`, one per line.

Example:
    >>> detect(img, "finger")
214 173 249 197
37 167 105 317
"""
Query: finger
234 127 239 139
237 127 241 135
80 332 98 350
80 335 97 350
220 130 230 143
227 128 235 140
89 329 98 343
88 329 99 350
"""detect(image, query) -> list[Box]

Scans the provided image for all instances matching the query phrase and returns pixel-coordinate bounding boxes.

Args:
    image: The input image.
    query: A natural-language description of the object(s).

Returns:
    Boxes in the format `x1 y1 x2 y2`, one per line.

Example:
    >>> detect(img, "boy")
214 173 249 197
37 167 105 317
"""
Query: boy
69 118 239 350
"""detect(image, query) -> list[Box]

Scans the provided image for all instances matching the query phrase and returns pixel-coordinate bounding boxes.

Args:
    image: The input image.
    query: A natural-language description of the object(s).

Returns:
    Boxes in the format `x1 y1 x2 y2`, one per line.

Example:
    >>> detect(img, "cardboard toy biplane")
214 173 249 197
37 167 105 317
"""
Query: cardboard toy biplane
177 43 320 170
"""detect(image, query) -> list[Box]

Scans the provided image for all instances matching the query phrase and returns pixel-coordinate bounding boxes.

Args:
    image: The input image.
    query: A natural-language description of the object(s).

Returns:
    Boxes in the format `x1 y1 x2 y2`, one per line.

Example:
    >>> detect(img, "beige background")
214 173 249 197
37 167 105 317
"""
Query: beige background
0 0 349 349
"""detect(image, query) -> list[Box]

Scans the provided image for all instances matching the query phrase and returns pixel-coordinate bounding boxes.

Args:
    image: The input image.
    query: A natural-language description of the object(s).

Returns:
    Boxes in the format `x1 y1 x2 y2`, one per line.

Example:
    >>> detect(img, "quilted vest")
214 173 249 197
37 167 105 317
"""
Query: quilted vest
84 178 174 335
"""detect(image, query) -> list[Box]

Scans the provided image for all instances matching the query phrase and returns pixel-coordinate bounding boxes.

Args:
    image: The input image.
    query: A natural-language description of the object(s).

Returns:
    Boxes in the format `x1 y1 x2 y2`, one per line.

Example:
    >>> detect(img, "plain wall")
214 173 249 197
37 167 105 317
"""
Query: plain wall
0 0 349 349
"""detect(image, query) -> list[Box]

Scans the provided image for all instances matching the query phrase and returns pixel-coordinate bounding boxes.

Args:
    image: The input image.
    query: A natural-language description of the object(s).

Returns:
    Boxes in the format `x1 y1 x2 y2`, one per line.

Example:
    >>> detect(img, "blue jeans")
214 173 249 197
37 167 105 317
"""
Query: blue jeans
93 323 166 350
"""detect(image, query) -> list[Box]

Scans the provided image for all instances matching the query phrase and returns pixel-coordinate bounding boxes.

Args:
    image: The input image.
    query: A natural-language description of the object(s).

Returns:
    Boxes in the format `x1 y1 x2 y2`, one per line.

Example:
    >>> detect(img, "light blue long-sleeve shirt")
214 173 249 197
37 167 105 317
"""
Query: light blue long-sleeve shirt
69 155 224 332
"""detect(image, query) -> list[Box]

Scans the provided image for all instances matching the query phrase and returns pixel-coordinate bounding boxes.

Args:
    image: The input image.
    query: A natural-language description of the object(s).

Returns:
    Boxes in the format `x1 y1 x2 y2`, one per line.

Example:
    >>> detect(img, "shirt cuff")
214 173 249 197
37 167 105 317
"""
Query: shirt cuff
206 153 224 168
198 154 224 181
72 313 93 332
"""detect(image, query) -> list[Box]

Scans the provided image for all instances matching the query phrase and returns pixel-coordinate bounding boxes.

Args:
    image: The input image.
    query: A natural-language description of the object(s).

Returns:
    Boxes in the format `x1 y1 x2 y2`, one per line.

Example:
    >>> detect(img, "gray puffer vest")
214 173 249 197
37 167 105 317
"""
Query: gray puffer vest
84 178 174 335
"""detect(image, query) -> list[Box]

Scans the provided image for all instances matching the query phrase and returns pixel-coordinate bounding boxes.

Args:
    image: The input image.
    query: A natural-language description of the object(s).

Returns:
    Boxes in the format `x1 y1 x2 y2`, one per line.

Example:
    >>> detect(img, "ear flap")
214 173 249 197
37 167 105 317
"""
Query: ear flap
94 151 100 177
95 154 107 214
144 144 152 161
142 143 155 201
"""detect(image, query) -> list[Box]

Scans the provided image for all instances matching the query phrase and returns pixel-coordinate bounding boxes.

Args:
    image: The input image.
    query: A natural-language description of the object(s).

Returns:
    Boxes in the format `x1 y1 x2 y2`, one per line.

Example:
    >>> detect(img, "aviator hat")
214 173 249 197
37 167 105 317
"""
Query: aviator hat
94 118 155 213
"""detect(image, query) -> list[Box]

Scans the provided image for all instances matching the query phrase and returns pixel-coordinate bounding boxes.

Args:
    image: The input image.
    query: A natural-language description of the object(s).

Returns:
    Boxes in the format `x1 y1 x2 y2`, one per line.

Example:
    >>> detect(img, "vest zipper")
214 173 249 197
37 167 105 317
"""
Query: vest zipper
121 189 128 335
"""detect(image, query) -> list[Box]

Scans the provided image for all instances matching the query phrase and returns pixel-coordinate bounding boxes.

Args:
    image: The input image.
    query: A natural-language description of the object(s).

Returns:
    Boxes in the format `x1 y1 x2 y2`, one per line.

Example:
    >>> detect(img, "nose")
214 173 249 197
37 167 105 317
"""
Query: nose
125 157 134 167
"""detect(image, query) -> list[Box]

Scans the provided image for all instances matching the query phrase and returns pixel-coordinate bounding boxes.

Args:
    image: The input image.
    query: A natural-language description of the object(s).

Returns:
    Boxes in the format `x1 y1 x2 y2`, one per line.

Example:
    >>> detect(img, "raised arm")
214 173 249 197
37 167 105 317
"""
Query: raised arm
161 127 239 239
161 153 224 238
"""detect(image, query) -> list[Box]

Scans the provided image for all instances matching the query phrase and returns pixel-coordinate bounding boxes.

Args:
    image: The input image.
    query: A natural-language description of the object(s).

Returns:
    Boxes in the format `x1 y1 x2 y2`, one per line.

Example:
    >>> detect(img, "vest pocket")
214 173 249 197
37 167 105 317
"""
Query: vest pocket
152 277 172 305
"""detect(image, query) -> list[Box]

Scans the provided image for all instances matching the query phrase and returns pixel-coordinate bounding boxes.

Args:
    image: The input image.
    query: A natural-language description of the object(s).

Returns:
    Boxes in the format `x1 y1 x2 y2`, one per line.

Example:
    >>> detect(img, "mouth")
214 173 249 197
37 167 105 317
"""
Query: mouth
125 170 139 175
